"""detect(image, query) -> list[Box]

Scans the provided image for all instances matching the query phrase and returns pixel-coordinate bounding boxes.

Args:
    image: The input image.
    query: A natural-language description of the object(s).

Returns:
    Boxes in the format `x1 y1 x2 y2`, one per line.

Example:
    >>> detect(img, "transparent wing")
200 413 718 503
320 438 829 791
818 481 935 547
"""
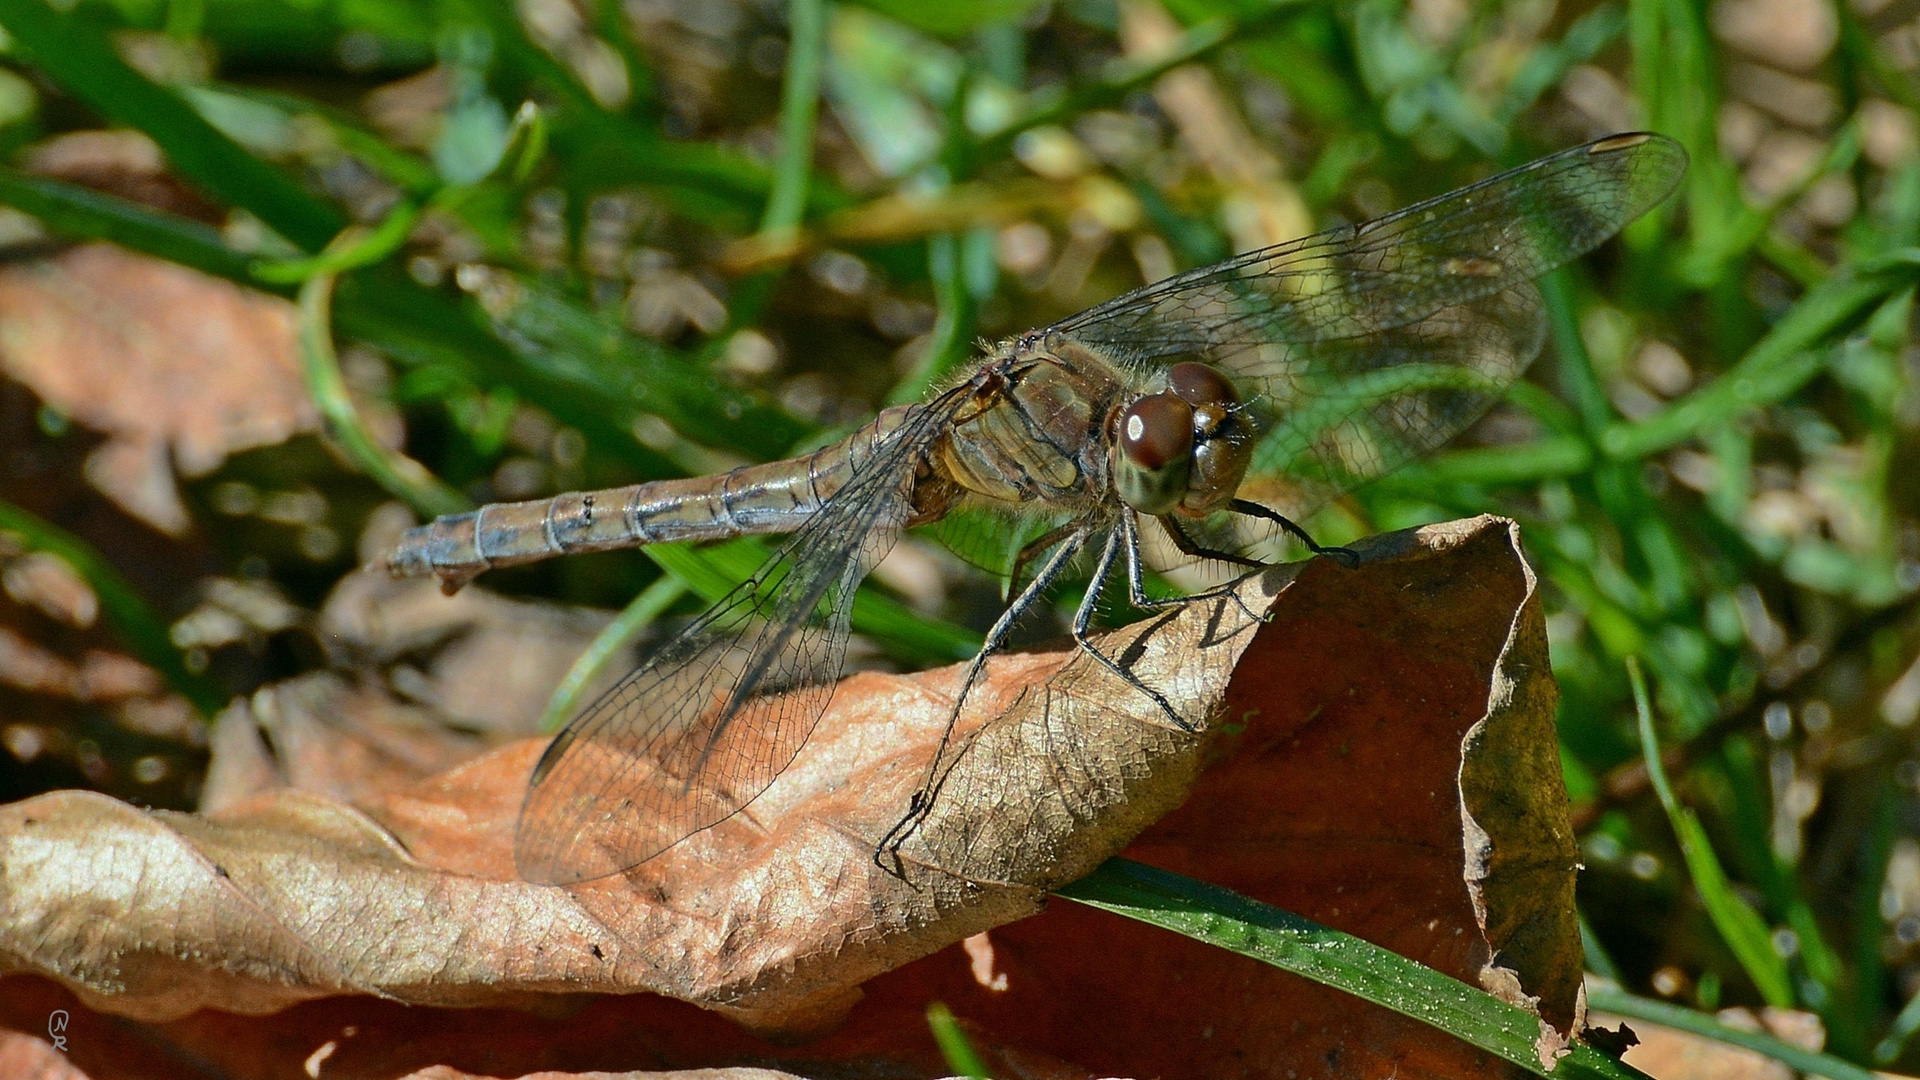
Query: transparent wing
917 505 1077 582
1238 282 1544 517
1130 285 1545 587
1048 132 1686 511
514 391 966 885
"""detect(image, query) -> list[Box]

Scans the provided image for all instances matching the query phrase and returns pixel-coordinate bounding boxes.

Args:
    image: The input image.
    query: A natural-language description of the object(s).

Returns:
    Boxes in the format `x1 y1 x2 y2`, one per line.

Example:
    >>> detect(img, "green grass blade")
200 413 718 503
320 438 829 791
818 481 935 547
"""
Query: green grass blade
926 1001 991 1079
297 268 472 519
1055 858 1650 1080
0 169 256 282
1540 269 1613 437
891 227 991 404
761 0 825 236
253 200 420 284
1600 273 1902 461
1629 658 1795 1007
0 0 346 251
537 574 687 734
1677 122 1861 287
1385 433 1592 488
1496 4 1624 125
710 0 825 337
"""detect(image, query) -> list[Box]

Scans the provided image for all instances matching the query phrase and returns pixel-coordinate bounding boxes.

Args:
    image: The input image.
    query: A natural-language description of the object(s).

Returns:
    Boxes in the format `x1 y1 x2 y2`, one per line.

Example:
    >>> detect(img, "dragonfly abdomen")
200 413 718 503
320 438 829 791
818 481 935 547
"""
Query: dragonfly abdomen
386 407 917 592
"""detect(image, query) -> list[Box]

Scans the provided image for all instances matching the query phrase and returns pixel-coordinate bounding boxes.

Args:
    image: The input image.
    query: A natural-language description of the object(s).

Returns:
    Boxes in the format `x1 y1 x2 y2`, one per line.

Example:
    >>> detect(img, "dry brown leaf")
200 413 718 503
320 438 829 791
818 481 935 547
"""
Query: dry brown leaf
885 513 1580 1078
1597 1007 1836 1080
25 130 225 225
198 672 488 814
0 560 1260 1026
0 243 316 535
318 565 640 736
3 552 99 629
0 516 1574 1079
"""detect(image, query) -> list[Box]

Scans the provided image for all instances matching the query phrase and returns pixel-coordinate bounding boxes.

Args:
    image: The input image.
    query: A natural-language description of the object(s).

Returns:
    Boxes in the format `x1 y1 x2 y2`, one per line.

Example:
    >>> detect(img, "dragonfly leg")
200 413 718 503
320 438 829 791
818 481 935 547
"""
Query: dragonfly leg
1005 520 1084 602
1131 513 1264 623
1071 524 1188 731
1228 499 1359 567
1159 514 1264 569
876 525 1091 879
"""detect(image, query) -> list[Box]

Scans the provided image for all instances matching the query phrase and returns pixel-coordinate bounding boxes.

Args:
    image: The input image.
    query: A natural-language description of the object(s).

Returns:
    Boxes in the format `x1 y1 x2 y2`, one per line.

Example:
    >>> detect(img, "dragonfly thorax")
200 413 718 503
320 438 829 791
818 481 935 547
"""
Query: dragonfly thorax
932 338 1129 508
1111 361 1253 518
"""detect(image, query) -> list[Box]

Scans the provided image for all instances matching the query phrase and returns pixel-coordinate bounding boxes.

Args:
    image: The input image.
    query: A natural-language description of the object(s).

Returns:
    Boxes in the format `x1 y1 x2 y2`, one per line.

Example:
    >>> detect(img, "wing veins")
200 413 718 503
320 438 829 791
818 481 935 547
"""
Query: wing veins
514 389 966 882
1049 134 1684 355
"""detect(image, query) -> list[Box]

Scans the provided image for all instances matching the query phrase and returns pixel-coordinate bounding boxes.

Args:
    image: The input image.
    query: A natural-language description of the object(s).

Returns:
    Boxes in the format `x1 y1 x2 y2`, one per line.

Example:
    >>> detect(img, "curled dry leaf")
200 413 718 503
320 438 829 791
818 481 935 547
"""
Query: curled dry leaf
883 512 1585 1079
0 516 1579 1080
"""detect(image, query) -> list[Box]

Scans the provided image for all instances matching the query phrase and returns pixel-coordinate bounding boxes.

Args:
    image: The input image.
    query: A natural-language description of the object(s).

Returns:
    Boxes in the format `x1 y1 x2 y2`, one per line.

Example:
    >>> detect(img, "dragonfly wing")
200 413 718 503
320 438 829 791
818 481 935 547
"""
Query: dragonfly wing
1046 132 1683 507
1240 281 1544 515
514 394 963 885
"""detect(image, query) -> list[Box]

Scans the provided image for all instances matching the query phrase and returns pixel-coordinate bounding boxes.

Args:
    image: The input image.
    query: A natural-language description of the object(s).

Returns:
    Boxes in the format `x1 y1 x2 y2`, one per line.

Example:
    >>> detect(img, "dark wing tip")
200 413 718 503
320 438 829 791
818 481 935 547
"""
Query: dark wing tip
1588 131 1659 153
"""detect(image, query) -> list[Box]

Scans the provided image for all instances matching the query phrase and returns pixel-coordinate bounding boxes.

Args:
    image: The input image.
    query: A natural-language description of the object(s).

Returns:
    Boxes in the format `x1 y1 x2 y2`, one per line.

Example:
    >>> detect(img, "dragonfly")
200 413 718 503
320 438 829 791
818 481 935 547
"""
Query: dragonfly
388 131 1686 885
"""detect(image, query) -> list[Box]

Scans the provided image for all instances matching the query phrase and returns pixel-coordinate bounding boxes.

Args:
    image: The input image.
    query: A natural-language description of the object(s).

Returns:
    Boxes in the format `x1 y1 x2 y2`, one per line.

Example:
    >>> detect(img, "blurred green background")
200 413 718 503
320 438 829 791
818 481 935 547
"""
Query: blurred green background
0 0 1916 1066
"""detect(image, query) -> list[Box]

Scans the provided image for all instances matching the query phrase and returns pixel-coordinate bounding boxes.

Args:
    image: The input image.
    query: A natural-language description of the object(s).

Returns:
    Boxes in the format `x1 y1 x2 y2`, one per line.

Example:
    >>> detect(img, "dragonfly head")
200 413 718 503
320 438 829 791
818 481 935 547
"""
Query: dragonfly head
1112 362 1253 517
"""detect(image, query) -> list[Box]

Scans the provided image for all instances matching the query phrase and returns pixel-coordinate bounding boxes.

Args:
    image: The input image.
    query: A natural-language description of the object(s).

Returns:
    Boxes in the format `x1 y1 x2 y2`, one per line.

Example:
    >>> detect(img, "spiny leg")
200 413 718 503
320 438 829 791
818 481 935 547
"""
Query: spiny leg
1069 523 1187 730
1005 520 1082 602
1228 498 1359 567
1130 513 1265 622
1160 513 1263 569
876 525 1090 877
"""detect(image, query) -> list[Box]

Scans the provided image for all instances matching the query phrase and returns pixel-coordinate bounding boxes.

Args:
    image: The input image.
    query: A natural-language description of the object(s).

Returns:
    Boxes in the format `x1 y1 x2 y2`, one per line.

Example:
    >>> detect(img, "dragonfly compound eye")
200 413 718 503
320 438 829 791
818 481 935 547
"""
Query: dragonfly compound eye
1113 392 1195 516
1166 362 1239 413
1162 362 1253 517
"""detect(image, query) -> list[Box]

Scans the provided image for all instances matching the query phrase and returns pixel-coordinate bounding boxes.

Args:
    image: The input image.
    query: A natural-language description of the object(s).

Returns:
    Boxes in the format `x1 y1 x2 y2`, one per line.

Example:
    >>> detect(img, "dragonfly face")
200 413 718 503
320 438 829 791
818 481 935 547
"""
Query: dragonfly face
1110 361 1254 518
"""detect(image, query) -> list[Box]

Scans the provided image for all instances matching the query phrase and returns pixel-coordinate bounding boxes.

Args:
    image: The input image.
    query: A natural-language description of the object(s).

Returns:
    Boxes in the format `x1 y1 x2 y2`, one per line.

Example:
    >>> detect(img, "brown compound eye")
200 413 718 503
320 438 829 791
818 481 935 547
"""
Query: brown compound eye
1166 362 1253 517
1112 392 1194 516
1166 362 1240 412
